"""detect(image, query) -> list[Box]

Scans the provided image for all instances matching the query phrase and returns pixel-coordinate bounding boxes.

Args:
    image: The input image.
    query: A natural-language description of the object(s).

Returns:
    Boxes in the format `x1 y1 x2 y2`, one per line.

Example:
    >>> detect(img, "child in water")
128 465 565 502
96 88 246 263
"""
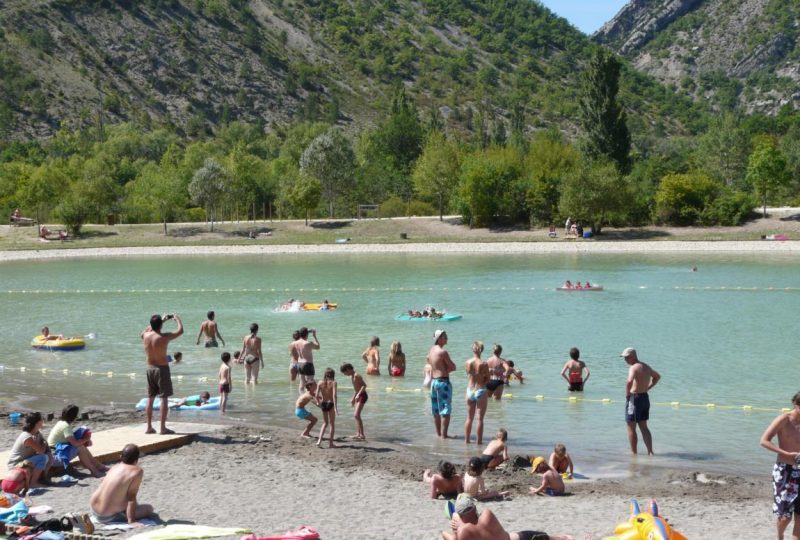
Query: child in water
549 443 574 479
295 381 318 438
172 391 211 408
340 363 367 440
463 456 509 500
315 368 338 448
422 460 463 499
388 341 406 376
218 352 232 413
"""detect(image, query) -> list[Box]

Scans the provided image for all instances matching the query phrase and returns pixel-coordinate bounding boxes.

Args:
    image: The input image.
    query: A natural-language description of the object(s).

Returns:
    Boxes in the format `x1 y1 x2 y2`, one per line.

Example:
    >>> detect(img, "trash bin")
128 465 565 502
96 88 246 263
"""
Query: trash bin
400 233 408 239
106 214 116 226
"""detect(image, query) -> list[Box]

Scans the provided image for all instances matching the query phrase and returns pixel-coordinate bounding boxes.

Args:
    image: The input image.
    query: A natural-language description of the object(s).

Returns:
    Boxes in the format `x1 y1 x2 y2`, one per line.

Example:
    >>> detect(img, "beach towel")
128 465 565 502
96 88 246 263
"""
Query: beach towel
242 526 320 540
89 517 157 531
0 500 29 524
127 525 251 540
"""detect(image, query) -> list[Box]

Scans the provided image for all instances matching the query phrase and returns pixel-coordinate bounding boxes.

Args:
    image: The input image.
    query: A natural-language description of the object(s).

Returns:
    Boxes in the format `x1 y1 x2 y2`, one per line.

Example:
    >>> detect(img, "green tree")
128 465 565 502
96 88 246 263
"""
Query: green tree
299 128 356 217
457 147 524 228
579 48 631 173
559 159 630 234
411 132 461 220
287 175 322 225
694 113 750 188
654 173 721 226
125 152 186 234
524 131 580 227
189 158 230 231
746 136 790 218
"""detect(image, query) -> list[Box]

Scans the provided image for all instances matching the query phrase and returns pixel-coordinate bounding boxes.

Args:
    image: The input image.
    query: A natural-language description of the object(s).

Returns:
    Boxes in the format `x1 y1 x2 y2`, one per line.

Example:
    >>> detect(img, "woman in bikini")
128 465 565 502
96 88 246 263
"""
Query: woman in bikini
388 341 406 377
239 323 263 384
464 341 489 445
486 344 508 401
362 336 381 376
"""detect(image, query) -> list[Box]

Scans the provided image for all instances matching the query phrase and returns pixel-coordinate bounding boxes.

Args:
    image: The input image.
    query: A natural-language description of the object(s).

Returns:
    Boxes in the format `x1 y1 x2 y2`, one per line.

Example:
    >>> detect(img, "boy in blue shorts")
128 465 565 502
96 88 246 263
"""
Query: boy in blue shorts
295 381 318 438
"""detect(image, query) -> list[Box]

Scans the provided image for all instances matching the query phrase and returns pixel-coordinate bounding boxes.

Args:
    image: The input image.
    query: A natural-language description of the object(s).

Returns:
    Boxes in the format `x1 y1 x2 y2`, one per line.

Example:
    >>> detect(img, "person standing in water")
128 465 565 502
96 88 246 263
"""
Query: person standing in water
293 327 320 391
196 310 224 348
464 341 489 445
621 347 660 455
560 347 590 392
142 313 183 435
428 330 456 439
362 336 381 376
239 323 264 384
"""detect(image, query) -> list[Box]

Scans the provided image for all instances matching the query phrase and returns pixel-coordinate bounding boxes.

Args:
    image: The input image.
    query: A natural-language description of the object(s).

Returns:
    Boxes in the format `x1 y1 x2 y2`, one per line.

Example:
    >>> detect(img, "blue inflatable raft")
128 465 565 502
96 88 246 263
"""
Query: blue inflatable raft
395 314 462 322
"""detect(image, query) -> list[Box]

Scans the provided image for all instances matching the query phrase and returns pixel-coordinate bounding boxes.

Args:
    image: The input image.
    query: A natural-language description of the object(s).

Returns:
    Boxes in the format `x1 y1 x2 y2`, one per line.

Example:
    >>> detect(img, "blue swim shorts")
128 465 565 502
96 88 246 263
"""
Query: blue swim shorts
295 407 311 420
625 393 650 423
430 378 452 417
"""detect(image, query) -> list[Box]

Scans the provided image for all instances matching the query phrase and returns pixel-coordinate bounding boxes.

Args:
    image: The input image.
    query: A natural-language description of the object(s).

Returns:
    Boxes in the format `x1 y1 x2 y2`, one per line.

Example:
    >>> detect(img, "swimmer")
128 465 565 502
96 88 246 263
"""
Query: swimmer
562 280 573 289
549 443 574 479
239 323 263 384
196 310 224 348
560 347 589 392
295 381 318 438
388 341 406 377
486 344 507 401
362 336 381 376
422 460 463 499
504 360 524 385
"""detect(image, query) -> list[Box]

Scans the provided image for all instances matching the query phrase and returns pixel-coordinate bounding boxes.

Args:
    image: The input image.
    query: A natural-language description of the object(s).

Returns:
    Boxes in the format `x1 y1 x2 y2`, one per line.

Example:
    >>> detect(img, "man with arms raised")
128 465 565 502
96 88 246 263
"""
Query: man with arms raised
143 313 183 434
442 493 573 540
196 310 224 347
621 347 660 455
761 392 800 540
292 327 320 391
90 444 153 526
428 330 456 439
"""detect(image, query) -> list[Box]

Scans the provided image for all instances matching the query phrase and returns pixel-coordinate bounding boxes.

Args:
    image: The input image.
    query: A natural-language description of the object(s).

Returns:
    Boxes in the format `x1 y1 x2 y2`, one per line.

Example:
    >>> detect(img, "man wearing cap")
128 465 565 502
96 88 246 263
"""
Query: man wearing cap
142 313 183 435
428 330 456 439
621 347 660 455
443 493 573 540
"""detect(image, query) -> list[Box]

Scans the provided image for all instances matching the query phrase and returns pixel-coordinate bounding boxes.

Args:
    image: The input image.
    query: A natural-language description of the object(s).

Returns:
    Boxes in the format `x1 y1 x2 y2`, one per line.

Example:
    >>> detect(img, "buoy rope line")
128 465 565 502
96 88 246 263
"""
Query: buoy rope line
1 286 798 294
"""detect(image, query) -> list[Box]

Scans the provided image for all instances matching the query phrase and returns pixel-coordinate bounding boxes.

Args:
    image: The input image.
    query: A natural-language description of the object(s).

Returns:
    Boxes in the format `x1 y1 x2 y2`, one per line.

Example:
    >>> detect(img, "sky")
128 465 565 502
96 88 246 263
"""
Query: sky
539 0 630 34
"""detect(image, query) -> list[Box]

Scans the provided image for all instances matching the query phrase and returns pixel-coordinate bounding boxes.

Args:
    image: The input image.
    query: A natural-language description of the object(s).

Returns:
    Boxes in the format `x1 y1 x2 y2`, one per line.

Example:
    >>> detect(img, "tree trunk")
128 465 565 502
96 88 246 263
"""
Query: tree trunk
329 200 334 218
163 220 167 236
763 194 767 219
305 209 309 226
438 192 443 221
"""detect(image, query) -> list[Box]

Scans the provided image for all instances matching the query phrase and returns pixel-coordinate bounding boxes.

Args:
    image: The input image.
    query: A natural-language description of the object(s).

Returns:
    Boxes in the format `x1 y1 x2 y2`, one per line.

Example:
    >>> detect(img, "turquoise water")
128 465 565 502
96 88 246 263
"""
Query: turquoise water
1 252 798 477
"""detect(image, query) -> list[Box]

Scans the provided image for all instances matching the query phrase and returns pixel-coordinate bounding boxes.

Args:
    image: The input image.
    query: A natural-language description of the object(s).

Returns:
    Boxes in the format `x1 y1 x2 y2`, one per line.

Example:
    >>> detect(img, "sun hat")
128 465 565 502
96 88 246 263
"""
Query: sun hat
434 329 446 343
620 347 636 358
454 493 477 515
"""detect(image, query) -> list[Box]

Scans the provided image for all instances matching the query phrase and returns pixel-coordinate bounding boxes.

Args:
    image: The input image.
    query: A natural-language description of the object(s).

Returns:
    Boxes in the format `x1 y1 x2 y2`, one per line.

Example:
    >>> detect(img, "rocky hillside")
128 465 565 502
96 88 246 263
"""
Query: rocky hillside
595 0 800 114
0 0 701 141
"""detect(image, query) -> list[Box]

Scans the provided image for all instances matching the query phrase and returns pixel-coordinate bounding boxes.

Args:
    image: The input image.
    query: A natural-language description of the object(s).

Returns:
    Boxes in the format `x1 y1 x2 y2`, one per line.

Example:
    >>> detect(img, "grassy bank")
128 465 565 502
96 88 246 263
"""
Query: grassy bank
1 212 798 250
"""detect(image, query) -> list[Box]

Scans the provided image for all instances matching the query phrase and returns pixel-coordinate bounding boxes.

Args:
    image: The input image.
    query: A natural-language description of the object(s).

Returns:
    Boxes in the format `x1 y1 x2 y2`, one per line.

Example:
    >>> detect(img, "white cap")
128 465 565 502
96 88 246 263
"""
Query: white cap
434 329 446 343
620 347 636 358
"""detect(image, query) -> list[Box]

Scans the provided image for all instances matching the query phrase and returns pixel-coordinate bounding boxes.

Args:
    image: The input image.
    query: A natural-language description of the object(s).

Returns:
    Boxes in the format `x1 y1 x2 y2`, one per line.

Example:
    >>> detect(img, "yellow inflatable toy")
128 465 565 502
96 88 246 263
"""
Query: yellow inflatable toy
605 499 687 540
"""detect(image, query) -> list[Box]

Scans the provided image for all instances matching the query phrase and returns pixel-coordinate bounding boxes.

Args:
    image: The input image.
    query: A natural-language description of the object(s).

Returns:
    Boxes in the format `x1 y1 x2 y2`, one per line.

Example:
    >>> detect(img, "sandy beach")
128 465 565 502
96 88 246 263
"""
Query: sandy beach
0 406 774 539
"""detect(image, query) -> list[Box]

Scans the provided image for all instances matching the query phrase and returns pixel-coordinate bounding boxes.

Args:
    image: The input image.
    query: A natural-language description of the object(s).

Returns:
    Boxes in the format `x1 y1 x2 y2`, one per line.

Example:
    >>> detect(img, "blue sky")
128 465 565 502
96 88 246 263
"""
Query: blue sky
539 0 629 34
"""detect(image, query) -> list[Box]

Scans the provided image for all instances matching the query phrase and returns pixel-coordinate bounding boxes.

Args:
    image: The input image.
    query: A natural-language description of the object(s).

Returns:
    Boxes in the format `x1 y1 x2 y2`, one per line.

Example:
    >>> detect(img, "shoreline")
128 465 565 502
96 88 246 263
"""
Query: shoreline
1 240 799 261
0 410 774 538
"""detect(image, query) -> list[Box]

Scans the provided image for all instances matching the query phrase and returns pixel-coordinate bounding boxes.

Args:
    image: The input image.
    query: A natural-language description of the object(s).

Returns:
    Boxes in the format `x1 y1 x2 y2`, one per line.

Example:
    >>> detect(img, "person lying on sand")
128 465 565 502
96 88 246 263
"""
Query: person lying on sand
423 460 463 499
90 444 154 526
529 456 565 496
443 494 574 540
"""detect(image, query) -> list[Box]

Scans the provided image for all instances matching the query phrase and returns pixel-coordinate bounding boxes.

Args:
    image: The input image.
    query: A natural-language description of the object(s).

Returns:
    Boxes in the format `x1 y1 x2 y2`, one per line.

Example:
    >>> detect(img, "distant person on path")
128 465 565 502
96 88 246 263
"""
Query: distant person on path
239 323 264 384
564 216 572 236
218 352 232 413
621 347 660 455
293 327 320 391
90 444 154 526
142 313 183 435
561 347 590 392
760 391 800 540
362 336 381 375
428 330 456 439
388 341 406 376
340 362 367 440
464 341 489 445
196 310 224 348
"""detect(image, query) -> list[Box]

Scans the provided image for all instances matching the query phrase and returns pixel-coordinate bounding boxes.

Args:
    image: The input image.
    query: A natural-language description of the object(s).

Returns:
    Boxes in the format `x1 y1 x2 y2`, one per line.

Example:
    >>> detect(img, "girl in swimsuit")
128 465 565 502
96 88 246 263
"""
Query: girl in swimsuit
464 341 489 445
315 368 338 448
388 341 406 376
486 344 508 401
362 336 381 376
239 323 263 384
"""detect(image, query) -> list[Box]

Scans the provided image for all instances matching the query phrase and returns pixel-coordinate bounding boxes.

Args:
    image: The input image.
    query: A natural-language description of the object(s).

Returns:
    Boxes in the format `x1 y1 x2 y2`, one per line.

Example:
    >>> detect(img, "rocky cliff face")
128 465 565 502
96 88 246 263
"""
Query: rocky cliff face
594 0 800 114
595 0 703 55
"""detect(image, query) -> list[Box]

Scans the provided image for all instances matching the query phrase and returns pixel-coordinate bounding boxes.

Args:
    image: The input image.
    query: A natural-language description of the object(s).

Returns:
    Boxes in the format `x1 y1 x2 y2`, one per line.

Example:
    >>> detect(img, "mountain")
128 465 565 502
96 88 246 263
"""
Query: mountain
0 0 703 142
594 0 800 114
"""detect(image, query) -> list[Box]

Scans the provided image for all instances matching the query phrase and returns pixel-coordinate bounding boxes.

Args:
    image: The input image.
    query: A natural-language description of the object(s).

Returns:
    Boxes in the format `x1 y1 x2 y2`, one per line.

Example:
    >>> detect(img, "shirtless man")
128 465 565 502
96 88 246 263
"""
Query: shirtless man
41 326 64 341
292 327 320 391
196 310 224 347
239 323 264 384
428 330 456 439
443 494 573 540
560 347 590 392
90 444 153 526
142 313 183 434
621 347 660 455
761 392 800 540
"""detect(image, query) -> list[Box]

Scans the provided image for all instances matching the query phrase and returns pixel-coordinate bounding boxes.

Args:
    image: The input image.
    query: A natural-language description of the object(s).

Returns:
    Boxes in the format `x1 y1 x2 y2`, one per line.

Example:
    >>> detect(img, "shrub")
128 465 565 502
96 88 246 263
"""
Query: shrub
654 173 720 226
379 196 435 217
700 190 755 226
185 207 206 222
